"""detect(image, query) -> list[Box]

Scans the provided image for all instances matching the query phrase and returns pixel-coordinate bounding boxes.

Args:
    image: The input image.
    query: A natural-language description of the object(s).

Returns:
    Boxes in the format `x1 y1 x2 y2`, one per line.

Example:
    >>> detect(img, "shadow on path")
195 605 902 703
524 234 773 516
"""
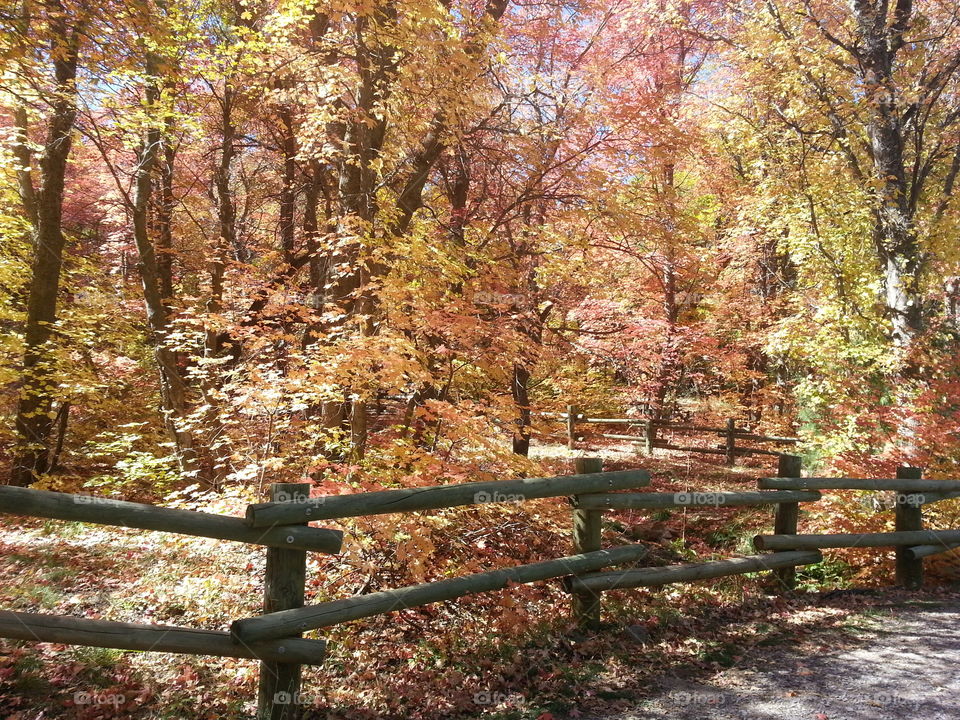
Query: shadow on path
588 601 960 720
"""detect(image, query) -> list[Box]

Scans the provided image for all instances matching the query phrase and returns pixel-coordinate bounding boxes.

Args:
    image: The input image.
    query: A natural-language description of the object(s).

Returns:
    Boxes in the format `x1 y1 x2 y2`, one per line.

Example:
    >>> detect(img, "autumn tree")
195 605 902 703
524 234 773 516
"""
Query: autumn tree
718 0 960 347
5 0 85 485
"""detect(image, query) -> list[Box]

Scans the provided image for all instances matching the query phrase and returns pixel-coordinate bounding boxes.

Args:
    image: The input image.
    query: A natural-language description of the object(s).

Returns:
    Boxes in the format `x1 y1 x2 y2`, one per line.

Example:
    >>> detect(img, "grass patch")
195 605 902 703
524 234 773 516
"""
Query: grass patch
796 558 854 591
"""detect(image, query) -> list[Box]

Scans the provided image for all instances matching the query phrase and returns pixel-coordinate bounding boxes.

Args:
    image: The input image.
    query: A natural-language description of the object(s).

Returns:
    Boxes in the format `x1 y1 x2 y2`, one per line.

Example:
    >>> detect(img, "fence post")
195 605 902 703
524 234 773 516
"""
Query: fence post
257 483 310 720
567 404 578 451
895 465 924 590
644 420 656 456
772 454 802 590
725 418 736 466
572 457 603 629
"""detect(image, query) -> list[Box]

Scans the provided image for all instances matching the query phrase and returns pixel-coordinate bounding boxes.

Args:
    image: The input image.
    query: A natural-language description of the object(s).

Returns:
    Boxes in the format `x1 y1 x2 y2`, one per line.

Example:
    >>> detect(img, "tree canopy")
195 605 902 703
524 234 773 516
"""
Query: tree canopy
2 0 959 491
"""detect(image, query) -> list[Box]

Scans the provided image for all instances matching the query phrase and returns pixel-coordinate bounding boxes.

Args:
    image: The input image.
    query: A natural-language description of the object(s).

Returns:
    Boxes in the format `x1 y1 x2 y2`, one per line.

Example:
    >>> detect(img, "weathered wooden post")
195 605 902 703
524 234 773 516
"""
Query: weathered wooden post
772 454 802 590
572 457 603 629
257 483 310 720
725 418 736 466
567 404 578 451
644 420 656 456
895 465 924 590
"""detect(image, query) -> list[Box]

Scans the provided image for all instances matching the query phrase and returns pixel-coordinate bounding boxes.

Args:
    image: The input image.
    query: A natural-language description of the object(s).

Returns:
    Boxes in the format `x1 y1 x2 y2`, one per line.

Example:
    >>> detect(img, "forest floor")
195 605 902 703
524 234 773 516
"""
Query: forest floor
585 595 960 720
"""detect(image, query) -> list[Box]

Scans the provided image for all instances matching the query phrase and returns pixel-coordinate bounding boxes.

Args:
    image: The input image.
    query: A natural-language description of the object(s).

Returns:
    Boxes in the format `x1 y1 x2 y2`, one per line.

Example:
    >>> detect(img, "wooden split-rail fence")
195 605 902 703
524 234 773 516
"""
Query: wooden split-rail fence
2 457 960 718
544 405 801 465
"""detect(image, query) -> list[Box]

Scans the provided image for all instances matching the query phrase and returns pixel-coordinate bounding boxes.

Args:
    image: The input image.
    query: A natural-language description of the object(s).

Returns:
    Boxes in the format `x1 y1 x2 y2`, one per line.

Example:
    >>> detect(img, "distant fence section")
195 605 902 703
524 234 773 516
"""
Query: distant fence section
541 405 800 465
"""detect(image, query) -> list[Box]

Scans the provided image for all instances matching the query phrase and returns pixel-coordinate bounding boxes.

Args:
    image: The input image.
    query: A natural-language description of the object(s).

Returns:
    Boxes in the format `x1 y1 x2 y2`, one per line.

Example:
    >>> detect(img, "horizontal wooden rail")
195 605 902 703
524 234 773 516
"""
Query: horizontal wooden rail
733 432 800 444
232 544 650 642
905 542 960 560
572 490 821 510
624 422 796 442
547 416 725 433
592 435 782 452
246 469 650 527
919 491 960 505
564 551 822 593
597 433 646 442
653 442 782 457
0 611 326 665
539 411 585 420
541 414 799 441
653 421 729 433
754 529 960 551
731 446 784 457
655 442 727 454
759 478 960 492
0 486 343 554
551 418 725 435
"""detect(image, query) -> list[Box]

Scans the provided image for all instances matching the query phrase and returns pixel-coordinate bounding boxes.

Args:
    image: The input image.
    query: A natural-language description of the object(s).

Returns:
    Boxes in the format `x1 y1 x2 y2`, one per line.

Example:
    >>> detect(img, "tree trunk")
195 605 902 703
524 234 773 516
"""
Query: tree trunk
198 83 241 490
511 364 532 456
651 258 679 421
10 7 81 486
12 106 37 227
851 0 924 345
156 130 176 308
49 401 70 472
277 107 298 265
131 71 198 478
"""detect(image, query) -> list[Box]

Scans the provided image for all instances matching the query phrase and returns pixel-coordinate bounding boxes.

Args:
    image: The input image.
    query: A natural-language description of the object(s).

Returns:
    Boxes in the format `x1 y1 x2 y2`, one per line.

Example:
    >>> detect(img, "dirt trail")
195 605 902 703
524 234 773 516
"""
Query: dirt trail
587 600 960 720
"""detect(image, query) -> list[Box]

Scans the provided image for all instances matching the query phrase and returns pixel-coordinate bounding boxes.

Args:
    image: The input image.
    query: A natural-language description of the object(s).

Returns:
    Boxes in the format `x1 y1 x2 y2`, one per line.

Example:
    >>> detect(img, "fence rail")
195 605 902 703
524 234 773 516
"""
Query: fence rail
906 542 960 559
755 529 960 551
572 490 821 510
759 477 960 491
231 545 651 642
246 468 650 526
0 485 343 553
0 611 327 665
563 551 823 593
